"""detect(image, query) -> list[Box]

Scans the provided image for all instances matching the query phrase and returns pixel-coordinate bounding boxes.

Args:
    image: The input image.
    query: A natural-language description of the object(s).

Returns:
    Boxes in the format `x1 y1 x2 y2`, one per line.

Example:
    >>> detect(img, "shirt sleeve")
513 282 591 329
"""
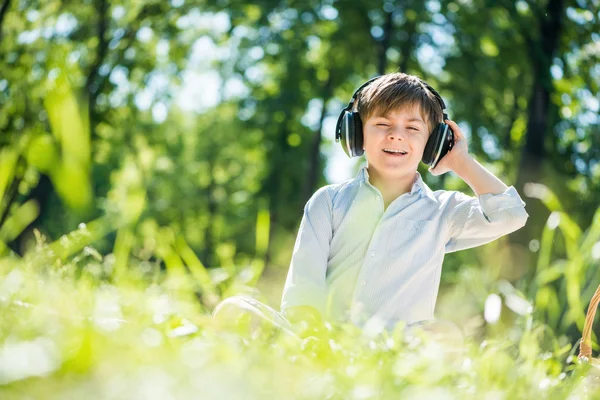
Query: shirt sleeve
444 186 529 253
280 186 333 317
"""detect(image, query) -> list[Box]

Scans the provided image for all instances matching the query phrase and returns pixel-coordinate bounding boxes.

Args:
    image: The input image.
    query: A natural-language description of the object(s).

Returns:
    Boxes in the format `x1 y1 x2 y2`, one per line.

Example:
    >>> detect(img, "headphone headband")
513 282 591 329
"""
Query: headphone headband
345 76 381 110
418 80 449 121
335 77 380 142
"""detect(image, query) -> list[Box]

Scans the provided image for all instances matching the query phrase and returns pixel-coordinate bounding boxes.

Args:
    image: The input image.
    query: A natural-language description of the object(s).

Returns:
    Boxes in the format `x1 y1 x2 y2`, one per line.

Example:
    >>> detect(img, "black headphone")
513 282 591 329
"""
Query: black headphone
334 76 454 169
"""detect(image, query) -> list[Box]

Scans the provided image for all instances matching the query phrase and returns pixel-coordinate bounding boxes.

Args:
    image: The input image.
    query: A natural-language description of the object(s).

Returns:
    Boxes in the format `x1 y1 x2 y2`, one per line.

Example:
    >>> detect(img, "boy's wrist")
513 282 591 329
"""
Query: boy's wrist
450 153 476 178
450 153 509 196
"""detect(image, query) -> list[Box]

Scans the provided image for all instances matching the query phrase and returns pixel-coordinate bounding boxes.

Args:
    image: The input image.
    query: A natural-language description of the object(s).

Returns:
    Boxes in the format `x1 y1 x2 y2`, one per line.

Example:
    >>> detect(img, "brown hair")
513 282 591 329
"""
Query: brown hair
353 73 443 133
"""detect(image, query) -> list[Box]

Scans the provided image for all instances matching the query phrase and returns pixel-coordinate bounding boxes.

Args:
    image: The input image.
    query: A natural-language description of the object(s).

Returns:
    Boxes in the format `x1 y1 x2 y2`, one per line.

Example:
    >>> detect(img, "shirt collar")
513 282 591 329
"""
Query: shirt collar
354 166 437 202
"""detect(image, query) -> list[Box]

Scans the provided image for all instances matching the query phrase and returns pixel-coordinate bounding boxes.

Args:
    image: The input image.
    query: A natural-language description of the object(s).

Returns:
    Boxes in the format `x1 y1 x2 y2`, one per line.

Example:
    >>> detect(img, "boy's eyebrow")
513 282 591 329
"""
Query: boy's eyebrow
406 117 426 125
375 115 426 125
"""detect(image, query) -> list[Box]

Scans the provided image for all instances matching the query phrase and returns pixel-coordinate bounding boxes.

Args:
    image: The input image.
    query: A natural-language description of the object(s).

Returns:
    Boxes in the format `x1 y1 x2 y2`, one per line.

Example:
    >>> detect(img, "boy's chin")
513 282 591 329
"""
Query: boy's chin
388 167 419 178
384 157 419 169
370 162 419 178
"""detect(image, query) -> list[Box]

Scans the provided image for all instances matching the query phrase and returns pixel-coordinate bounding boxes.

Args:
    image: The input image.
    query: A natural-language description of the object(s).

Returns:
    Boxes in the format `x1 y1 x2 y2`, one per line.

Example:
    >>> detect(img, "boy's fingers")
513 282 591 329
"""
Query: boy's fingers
445 119 458 127
445 119 458 132
445 120 463 140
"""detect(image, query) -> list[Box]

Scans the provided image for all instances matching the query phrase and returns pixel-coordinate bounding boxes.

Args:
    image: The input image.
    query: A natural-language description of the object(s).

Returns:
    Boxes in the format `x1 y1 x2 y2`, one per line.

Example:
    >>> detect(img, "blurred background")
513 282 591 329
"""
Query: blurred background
0 0 599 343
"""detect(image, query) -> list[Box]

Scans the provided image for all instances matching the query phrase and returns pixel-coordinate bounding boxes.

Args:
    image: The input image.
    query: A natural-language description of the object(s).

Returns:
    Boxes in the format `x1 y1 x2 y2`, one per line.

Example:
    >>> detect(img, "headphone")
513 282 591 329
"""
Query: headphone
334 76 454 169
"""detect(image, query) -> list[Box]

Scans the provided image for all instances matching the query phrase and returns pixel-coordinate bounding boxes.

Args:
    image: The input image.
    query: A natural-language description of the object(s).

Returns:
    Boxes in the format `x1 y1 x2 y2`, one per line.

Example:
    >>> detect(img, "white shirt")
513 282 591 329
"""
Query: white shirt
280 166 529 331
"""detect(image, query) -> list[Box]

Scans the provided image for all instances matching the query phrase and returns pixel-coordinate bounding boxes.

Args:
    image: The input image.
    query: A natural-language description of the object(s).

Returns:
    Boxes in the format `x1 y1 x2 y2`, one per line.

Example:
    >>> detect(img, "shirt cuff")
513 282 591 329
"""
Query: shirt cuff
280 283 327 317
478 186 526 216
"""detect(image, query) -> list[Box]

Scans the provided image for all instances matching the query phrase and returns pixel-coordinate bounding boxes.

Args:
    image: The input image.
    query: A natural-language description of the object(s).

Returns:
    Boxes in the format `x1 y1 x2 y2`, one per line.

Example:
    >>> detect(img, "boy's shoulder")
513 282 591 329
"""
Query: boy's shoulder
310 174 364 204
307 180 352 208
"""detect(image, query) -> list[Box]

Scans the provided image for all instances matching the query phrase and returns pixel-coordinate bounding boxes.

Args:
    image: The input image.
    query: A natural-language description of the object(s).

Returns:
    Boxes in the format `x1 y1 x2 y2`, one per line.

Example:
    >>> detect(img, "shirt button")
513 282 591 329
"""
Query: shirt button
375 195 380 200
361 280 367 286
370 251 375 257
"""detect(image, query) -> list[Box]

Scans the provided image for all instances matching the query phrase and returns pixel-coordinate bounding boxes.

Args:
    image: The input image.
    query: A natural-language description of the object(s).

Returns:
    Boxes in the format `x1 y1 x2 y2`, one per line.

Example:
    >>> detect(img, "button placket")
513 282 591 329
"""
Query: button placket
350 194 385 304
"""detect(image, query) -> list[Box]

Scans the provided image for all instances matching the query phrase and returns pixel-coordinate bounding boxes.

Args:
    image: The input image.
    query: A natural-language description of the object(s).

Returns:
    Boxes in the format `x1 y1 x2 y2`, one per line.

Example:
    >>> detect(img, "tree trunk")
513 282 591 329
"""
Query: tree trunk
263 113 293 268
511 0 564 274
0 0 11 44
377 10 394 75
302 76 333 204
399 19 417 73
509 0 564 279
86 0 109 129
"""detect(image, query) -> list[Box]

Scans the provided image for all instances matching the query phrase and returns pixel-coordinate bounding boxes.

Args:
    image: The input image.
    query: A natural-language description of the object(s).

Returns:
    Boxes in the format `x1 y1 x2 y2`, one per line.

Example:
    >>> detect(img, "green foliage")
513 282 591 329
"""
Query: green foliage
525 183 600 338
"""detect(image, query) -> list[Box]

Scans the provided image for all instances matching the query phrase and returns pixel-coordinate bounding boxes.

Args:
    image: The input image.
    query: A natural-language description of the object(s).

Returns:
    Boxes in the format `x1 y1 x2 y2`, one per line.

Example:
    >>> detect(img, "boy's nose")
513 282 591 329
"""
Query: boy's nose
388 130 406 140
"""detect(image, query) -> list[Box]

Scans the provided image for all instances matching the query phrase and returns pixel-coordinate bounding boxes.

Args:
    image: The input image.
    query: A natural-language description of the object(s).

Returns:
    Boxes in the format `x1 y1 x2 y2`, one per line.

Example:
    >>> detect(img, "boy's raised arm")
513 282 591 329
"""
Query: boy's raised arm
430 120 529 252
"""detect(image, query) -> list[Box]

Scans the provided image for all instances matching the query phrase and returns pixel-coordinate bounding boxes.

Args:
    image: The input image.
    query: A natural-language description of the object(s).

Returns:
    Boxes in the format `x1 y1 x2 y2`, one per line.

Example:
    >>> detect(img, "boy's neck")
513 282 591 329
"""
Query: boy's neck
366 166 418 206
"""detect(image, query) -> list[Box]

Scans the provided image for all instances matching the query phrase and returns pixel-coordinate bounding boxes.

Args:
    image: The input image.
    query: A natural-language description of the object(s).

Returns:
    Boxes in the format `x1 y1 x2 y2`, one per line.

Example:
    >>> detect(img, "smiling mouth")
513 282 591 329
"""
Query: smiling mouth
382 149 408 155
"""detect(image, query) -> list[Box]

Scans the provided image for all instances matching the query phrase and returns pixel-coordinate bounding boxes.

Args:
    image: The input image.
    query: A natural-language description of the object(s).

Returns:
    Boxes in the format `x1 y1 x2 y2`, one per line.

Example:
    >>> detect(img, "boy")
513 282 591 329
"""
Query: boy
214 73 528 341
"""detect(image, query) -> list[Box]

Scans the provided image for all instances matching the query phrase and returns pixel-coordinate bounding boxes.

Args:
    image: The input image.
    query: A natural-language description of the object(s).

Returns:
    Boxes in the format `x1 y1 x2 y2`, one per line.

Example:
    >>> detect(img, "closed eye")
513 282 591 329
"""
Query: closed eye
407 126 420 131
376 123 390 127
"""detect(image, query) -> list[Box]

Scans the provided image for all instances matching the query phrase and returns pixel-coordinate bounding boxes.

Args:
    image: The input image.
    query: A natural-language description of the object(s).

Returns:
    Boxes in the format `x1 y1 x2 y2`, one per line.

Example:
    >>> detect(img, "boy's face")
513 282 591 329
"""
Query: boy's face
362 104 430 179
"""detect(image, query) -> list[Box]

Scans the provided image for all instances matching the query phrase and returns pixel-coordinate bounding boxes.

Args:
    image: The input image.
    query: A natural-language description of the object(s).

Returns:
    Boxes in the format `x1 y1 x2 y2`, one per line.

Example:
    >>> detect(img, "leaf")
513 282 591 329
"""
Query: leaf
0 200 40 247
175 235 217 298
0 148 18 202
535 262 565 286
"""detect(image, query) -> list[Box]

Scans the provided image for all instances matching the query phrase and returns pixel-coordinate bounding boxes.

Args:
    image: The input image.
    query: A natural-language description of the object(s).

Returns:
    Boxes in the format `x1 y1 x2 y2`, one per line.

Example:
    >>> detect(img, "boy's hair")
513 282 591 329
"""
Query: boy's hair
353 73 443 133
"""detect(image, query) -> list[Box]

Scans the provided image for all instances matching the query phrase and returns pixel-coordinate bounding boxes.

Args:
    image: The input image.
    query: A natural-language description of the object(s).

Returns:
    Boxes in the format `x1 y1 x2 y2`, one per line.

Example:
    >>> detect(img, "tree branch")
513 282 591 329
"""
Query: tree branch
85 0 109 97
88 3 167 103
0 0 11 44
377 10 394 75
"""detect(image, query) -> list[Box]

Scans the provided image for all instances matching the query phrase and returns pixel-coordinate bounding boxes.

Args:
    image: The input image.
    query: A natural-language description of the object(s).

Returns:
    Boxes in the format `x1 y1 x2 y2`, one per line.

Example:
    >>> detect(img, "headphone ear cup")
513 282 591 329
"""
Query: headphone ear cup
422 123 445 165
339 111 352 157
423 123 454 168
351 112 364 157
339 112 364 157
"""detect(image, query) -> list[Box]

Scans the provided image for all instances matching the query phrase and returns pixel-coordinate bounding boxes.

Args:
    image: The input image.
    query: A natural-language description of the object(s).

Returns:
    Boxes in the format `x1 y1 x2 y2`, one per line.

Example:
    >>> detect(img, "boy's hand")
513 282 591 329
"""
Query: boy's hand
428 120 472 176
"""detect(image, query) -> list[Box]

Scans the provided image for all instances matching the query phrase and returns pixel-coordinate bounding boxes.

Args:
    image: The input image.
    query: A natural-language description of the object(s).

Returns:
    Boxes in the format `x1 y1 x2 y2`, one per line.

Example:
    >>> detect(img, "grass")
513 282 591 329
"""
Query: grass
0 237 599 400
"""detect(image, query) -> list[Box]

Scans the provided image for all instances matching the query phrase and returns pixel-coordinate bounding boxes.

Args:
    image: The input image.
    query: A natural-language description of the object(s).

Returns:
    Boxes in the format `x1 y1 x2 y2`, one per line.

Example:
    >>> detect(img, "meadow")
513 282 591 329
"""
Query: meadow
0 202 599 399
